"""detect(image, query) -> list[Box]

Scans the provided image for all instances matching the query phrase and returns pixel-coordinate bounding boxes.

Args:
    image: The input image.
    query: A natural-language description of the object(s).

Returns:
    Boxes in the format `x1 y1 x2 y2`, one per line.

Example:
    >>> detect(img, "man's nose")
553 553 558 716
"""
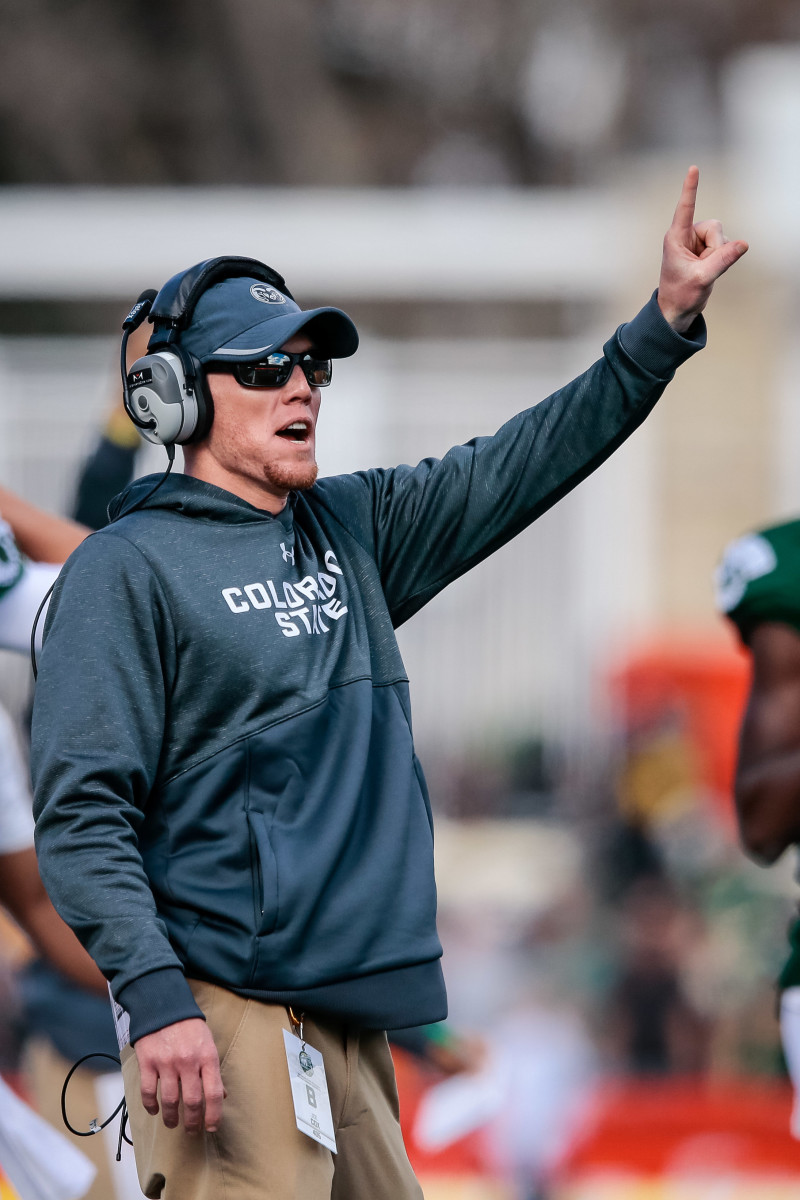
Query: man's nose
283 364 313 400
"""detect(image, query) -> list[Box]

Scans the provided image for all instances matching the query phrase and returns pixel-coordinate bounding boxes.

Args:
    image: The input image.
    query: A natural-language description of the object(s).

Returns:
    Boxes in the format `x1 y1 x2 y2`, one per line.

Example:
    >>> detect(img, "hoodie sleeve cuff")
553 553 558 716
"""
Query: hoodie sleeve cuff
116 967 205 1043
618 290 707 379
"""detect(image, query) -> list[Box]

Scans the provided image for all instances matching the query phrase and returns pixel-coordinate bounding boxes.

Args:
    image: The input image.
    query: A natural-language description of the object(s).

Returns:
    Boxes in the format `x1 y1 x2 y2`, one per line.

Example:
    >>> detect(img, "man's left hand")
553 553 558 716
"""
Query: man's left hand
657 165 748 334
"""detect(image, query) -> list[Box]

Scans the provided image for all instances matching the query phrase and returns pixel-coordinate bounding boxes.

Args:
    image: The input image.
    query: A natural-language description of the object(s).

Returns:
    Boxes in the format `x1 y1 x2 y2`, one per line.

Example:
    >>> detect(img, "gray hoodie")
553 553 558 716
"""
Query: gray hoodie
31 294 704 1042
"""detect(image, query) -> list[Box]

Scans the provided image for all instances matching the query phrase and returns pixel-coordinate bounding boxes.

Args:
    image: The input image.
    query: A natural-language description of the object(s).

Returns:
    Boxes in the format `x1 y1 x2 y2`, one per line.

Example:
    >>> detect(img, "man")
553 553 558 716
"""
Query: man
716 519 800 1135
32 168 745 1200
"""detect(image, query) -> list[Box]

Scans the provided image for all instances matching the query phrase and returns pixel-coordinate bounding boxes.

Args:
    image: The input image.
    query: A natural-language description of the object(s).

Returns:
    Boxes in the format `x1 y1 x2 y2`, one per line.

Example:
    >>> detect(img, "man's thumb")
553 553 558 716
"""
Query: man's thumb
713 239 749 278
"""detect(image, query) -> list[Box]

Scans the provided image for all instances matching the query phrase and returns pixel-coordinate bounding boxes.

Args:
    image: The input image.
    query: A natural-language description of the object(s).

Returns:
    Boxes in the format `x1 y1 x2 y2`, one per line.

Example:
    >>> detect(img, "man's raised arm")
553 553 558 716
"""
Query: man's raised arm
320 166 748 627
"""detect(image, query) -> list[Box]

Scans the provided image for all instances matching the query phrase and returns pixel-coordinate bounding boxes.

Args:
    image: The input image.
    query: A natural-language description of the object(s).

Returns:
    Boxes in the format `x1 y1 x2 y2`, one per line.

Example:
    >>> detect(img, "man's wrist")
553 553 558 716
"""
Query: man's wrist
116 966 205 1043
664 312 696 335
618 290 706 380
657 293 698 335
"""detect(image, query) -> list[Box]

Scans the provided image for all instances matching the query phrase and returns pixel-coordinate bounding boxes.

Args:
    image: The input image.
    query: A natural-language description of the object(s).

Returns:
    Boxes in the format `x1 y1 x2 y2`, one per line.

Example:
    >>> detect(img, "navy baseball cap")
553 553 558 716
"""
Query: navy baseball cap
177 276 359 364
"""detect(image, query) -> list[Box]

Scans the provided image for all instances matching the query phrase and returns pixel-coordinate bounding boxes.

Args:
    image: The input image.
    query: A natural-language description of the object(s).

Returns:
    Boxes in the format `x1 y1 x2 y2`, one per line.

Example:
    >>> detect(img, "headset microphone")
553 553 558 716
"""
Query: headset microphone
120 290 160 436
123 289 158 332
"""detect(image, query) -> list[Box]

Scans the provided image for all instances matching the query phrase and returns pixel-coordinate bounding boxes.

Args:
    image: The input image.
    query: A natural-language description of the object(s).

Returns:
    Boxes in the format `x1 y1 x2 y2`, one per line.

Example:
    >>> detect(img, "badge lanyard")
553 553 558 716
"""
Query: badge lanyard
284 1008 337 1154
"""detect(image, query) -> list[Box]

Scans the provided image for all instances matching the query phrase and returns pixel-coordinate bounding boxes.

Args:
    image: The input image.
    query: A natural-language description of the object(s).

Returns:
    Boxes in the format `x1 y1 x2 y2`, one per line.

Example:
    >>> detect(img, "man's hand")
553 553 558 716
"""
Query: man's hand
135 1017 225 1133
657 165 748 334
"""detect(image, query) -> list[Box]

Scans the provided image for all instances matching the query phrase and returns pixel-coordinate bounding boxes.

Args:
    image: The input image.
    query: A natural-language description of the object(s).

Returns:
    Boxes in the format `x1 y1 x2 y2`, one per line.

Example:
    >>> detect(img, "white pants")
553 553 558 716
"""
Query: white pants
780 987 800 1138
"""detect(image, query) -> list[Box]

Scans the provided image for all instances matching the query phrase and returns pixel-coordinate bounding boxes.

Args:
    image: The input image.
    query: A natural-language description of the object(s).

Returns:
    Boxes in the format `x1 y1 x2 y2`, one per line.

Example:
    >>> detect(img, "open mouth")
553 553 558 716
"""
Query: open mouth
276 421 310 444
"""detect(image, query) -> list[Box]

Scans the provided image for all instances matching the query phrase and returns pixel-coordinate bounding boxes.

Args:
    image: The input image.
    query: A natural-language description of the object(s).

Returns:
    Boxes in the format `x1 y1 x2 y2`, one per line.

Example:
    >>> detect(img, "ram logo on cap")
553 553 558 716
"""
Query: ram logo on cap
250 284 286 305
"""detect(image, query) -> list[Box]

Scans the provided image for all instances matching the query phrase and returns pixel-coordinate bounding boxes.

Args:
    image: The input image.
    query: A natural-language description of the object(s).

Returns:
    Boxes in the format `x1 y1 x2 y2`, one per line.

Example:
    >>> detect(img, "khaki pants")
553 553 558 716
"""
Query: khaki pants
121 980 423 1200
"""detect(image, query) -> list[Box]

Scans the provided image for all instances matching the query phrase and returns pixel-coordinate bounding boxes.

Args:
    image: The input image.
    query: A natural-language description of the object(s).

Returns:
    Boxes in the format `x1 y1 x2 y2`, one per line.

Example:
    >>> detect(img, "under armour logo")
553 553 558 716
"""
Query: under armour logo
281 543 295 565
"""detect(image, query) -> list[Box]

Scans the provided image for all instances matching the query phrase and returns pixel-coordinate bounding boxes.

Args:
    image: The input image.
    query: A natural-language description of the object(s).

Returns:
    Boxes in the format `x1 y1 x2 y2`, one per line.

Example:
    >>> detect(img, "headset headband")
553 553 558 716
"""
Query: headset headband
148 256 295 347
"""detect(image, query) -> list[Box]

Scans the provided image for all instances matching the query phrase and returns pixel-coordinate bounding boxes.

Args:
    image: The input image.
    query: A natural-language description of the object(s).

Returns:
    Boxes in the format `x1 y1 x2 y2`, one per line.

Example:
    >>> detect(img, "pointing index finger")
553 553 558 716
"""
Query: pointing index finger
671 165 700 234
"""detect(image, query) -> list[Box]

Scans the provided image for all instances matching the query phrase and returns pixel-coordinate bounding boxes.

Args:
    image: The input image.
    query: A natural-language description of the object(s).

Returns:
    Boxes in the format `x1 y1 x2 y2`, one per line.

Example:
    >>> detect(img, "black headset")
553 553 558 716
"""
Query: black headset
34 258 294 679
122 256 295 447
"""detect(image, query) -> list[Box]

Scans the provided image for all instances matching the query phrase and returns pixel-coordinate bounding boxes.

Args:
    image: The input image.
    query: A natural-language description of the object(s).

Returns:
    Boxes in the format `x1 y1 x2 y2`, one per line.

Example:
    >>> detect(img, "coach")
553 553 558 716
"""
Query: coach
31 168 745 1200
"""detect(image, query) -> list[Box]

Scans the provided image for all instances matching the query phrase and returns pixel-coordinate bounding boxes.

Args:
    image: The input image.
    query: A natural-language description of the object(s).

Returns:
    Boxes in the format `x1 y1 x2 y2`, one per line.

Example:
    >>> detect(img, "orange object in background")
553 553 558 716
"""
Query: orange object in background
394 1052 800 1195
608 635 751 830
555 1077 800 1180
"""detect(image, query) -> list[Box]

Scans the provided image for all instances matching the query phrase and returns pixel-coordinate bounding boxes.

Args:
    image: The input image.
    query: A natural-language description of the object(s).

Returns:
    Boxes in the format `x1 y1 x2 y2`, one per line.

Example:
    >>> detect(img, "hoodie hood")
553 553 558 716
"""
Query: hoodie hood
108 472 294 530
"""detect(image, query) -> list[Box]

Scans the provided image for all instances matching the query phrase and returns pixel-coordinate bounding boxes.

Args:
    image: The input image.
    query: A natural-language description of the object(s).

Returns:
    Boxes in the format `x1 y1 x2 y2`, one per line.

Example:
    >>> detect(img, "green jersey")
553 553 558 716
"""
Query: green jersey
717 519 800 988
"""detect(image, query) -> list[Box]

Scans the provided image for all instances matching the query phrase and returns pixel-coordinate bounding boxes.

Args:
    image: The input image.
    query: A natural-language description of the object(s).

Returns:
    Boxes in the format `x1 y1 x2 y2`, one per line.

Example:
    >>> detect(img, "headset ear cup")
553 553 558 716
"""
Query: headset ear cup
126 351 198 446
126 352 176 445
181 357 214 444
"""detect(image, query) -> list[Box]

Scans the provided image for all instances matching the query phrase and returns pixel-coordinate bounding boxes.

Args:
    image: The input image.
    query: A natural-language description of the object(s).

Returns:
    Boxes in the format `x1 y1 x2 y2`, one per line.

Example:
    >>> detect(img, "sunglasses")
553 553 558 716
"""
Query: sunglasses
216 352 332 389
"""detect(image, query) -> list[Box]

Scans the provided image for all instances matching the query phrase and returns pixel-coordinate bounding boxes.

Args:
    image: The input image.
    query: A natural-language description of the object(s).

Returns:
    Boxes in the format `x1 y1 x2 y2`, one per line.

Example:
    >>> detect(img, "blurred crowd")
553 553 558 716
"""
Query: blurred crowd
400 704 794 1193
433 731 791 1082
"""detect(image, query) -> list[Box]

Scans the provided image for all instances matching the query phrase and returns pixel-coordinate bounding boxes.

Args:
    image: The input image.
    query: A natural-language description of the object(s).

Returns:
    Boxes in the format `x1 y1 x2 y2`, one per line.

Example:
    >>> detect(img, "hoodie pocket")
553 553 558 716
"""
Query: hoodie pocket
246 810 279 935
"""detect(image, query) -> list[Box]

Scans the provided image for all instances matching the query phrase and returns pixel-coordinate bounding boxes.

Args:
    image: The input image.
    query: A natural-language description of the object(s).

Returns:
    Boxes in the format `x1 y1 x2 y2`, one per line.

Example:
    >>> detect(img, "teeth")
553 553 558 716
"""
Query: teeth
277 421 309 442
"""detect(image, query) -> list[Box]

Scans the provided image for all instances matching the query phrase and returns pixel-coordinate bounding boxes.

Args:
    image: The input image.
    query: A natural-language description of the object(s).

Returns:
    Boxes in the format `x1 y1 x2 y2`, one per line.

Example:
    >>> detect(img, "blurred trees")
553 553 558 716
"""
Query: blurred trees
0 0 798 187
